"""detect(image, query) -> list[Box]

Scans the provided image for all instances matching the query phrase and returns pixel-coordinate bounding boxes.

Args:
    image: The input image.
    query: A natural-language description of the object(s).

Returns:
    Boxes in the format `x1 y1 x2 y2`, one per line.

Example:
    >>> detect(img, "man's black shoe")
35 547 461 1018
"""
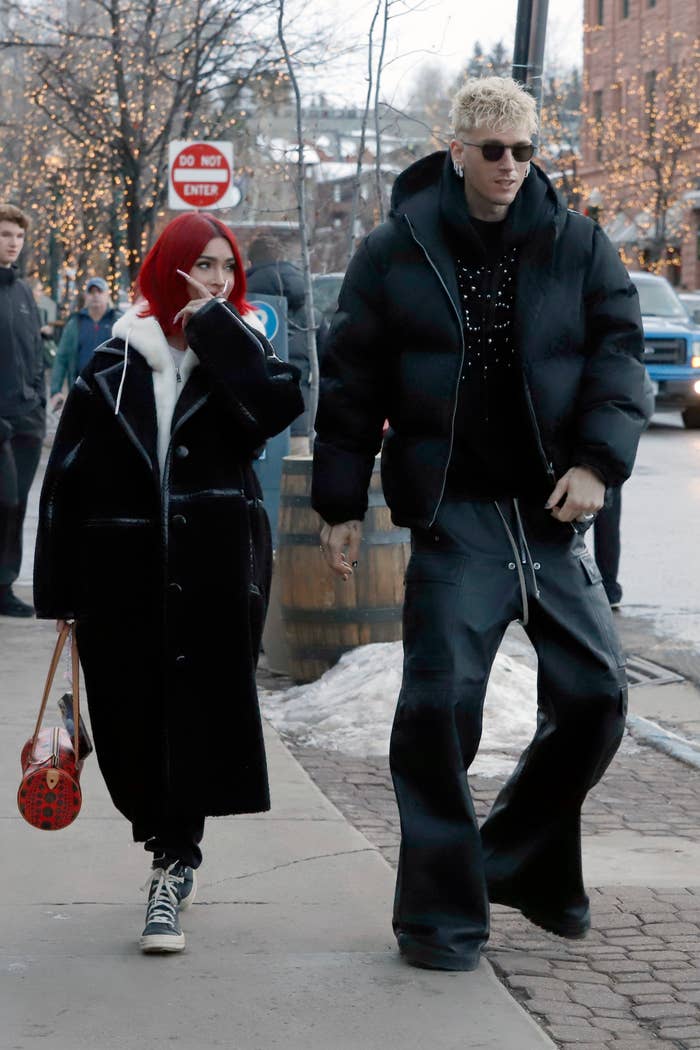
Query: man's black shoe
397 934 482 971
489 888 590 940
0 588 34 617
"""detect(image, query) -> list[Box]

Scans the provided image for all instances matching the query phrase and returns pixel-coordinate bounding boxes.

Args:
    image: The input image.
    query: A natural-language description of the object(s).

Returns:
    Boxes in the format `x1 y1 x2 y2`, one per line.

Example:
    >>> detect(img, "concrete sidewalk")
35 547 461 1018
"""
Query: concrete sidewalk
2 611 554 1050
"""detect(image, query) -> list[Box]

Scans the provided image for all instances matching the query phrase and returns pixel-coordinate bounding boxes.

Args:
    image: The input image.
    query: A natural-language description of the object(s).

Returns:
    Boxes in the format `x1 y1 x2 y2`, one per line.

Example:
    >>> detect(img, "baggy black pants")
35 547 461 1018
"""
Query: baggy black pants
390 498 627 966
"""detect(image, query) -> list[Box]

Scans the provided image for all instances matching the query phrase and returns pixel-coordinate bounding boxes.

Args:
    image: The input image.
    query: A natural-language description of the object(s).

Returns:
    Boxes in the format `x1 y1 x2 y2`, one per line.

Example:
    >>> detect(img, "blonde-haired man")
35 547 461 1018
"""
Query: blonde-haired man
312 76 649 971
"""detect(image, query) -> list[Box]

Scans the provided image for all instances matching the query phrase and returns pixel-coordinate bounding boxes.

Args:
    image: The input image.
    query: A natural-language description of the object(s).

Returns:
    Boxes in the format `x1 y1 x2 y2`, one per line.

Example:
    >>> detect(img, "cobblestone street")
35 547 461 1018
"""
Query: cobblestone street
258 654 700 1050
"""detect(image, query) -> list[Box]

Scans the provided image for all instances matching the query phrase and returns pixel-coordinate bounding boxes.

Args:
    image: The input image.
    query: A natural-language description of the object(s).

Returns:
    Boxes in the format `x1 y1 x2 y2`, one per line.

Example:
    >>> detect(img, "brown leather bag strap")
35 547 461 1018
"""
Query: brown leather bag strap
31 623 80 757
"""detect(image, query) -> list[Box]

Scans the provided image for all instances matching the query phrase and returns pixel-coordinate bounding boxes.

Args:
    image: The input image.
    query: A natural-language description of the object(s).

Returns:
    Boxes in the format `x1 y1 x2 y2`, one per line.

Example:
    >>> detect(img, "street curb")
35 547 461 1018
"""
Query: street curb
627 711 700 770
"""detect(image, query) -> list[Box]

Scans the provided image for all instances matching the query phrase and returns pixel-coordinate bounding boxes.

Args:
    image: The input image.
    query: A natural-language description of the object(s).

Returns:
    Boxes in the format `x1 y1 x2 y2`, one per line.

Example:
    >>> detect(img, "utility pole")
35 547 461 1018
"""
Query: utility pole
512 0 550 122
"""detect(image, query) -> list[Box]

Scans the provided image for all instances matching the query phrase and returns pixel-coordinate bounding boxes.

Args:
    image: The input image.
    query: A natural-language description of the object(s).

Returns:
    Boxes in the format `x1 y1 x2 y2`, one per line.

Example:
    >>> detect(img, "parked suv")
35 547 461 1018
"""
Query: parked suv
630 271 700 429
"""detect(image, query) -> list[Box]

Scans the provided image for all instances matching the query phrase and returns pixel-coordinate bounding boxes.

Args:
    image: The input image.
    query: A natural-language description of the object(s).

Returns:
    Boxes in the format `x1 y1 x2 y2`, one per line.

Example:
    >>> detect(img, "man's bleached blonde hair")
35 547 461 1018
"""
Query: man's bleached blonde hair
450 77 538 138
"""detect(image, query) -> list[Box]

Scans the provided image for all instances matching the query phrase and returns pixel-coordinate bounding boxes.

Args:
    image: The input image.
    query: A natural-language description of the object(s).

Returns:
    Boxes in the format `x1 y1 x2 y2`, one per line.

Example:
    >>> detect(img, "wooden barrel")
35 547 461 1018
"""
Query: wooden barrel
277 455 411 683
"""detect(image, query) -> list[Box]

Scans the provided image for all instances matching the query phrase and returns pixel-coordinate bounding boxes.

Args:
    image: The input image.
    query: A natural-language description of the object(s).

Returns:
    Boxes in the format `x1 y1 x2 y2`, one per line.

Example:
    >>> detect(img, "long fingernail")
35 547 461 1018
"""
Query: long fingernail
342 574 348 582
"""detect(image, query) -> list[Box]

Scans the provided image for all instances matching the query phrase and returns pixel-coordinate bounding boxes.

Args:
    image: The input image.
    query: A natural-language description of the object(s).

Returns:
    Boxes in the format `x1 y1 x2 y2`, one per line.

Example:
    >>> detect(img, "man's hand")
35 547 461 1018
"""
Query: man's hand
545 466 605 524
320 520 362 581
49 392 64 413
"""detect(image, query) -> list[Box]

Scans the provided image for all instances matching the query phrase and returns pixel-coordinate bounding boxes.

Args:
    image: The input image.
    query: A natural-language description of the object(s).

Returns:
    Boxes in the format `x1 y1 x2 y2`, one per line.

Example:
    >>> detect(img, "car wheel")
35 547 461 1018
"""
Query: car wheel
681 407 700 429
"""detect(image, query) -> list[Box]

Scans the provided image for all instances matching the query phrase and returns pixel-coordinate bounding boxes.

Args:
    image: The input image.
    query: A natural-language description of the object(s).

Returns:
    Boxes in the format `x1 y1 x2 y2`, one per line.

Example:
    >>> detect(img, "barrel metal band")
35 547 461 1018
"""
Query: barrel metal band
282 605 403 624
280 491 387 508
278 530 410 546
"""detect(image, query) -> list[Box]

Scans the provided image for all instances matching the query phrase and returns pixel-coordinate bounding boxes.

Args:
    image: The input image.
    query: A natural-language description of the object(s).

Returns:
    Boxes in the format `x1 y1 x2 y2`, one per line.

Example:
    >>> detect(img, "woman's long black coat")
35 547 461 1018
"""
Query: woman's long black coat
34 300 303 834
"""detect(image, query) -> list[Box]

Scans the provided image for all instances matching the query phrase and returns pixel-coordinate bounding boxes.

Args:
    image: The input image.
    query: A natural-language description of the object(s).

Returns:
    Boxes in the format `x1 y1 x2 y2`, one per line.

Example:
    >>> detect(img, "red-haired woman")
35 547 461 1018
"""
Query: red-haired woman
34 213 303 953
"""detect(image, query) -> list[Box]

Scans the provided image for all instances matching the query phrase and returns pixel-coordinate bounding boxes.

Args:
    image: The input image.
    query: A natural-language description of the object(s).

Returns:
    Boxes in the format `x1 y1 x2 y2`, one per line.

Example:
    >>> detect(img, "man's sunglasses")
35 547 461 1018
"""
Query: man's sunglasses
461 141 535 163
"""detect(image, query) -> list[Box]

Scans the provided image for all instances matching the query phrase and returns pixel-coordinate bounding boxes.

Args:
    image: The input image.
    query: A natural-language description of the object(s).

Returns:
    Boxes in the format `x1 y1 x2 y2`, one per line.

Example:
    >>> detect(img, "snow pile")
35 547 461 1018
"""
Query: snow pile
260 641 539 777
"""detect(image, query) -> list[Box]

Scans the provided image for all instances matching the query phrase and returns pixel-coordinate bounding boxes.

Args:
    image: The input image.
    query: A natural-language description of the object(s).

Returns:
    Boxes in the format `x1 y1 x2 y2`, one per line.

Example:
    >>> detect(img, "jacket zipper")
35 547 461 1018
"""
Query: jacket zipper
404 216 465 528
521 372 556 485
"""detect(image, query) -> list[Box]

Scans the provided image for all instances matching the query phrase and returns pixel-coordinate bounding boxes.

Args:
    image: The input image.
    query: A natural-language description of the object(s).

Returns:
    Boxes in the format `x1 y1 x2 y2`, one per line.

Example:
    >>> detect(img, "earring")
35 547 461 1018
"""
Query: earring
453 160 464 179
524 163 531 178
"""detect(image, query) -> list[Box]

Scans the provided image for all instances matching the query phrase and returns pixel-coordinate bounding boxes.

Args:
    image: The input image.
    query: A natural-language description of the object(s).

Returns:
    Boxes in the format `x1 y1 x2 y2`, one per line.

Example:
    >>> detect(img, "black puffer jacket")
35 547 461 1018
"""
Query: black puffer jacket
312 152 649 528
246 260 315 436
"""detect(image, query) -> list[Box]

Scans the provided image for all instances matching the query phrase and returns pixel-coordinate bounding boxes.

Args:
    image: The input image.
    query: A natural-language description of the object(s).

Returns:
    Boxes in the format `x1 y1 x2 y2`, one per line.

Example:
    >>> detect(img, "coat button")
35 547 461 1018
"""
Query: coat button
507 562 516 570
175 445 189 459
168 582 183 594
175 655 186 667
171 514 187 528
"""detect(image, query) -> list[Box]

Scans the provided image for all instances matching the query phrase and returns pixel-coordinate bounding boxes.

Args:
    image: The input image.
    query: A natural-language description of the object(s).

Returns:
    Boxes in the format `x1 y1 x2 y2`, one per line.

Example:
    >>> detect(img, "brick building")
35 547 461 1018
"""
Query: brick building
581 0 700 288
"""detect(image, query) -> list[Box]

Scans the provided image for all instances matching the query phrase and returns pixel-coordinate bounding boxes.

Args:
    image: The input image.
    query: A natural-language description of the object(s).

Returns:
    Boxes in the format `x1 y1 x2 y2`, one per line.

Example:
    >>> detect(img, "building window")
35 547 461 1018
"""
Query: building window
596 0 604 24
645 70 656 142
593 90 604 161
621 0 629 16
332 185 342 203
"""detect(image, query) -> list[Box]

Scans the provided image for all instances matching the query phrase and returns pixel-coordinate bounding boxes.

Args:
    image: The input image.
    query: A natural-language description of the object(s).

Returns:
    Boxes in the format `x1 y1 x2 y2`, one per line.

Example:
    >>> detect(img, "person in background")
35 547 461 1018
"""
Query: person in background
31 277 58 371
246 234 316 452
593 487 623 609
0 204 46 617
49 276 121 410
34 212 303 954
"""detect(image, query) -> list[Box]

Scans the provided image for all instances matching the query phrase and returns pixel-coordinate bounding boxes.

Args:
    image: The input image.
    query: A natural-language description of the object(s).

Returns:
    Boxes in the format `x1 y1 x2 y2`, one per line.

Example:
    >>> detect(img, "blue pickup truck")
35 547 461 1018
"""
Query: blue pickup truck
630 271 700 429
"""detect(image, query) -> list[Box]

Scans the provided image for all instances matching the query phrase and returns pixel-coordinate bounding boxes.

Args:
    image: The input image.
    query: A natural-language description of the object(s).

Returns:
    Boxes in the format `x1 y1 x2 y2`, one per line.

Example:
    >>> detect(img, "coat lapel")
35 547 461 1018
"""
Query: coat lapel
171 366 210 436
95 353 159 478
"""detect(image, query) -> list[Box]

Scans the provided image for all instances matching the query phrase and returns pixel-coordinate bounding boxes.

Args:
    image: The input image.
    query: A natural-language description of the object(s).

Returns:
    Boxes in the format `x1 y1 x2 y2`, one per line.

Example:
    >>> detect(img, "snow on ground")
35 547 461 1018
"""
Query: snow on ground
260 641 539 777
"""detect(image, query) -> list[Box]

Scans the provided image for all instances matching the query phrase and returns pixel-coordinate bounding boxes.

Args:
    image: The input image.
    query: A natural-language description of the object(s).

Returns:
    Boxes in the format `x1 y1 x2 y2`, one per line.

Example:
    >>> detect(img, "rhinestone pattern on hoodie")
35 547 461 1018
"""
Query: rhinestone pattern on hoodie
455 246 519 395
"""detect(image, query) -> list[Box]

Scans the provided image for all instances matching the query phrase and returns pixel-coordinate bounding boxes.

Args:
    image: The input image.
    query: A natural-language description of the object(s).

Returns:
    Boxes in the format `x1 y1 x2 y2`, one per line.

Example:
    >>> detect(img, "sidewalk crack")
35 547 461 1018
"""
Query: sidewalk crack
206 847 376 886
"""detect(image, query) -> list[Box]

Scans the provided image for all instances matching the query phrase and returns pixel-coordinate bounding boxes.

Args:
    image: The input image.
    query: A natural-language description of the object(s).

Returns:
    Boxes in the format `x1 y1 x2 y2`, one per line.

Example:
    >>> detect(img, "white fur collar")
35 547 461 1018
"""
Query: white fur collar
111 302 199 475
112 303 198 381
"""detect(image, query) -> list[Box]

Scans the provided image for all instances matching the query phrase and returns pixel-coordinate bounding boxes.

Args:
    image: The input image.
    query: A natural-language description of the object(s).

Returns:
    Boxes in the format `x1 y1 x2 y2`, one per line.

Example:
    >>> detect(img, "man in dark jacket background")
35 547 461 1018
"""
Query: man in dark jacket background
0 204 46 617
312 78 650 972
246 235 314 448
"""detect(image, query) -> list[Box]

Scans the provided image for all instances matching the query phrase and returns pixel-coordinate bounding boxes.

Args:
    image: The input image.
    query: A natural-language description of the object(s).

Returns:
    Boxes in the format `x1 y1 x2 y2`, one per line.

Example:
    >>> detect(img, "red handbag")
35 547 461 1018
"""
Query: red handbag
18 623 85 830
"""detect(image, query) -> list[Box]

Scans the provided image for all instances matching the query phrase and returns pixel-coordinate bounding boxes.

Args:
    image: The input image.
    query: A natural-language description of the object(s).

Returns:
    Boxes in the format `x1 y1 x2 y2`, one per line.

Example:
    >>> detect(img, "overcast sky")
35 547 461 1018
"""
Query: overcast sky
299 0 584 107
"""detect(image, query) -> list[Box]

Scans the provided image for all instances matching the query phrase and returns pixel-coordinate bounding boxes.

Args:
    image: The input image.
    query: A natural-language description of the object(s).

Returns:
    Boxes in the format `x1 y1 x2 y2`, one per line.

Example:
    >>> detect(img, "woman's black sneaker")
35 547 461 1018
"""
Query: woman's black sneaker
140 861 197 953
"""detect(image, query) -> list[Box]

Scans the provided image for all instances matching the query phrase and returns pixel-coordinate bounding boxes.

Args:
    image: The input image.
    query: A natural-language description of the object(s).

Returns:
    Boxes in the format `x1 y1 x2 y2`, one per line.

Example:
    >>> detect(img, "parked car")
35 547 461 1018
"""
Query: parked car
311 272 344 360
678 291 700 326
629 271 700 429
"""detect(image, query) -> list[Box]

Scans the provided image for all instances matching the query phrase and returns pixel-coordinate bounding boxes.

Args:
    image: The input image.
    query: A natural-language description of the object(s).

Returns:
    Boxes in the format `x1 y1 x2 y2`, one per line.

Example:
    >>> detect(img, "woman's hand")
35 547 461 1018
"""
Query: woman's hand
173 271 229 329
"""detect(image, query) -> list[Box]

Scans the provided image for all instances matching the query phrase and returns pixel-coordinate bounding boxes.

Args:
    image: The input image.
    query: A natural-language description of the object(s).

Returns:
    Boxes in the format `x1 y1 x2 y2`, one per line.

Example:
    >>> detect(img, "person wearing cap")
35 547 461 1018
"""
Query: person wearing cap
49 277 121 409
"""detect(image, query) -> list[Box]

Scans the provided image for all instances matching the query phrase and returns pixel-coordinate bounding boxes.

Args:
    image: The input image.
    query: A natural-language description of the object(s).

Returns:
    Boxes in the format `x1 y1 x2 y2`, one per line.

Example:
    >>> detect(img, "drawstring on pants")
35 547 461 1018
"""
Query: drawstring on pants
494 499 541 627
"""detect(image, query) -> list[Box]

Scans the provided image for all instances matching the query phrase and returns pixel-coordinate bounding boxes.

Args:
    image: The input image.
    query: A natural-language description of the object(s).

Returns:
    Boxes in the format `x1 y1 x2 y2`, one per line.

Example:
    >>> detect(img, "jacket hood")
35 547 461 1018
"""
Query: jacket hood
391 150 564 247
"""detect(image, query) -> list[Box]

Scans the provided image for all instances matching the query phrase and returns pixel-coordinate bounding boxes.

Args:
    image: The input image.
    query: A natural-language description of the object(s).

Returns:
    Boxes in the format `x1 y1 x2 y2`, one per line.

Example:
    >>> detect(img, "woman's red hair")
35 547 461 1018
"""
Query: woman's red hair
136 213 253 336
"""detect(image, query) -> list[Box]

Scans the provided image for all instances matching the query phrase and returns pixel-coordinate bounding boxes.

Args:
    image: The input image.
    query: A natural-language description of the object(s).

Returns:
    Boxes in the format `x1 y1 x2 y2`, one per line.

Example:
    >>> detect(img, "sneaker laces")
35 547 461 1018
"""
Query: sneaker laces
141 864 185 926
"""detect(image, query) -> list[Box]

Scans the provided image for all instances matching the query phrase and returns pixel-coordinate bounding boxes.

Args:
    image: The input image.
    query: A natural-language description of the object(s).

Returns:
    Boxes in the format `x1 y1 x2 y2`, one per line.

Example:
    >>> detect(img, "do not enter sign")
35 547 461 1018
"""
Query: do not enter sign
168 140 238 211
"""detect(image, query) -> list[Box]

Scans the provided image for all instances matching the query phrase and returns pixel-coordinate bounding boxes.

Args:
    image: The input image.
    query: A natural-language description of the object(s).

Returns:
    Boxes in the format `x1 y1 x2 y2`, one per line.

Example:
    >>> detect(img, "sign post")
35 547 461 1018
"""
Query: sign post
168 140 240 210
